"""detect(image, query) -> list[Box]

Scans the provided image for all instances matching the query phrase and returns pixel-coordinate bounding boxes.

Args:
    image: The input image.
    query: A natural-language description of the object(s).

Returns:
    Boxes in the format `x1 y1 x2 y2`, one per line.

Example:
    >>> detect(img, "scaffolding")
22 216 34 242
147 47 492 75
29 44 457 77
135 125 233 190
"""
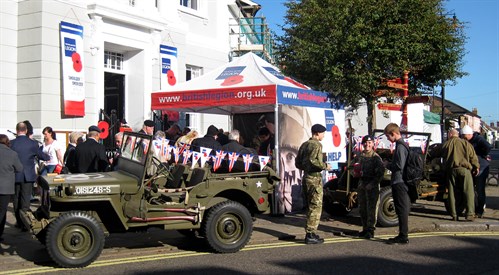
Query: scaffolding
229 16 274 64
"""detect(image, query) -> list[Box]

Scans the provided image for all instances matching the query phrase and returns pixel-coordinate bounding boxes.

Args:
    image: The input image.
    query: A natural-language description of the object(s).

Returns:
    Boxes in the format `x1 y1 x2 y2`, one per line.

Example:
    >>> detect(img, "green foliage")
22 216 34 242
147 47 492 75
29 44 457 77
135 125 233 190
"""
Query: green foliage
275 0 467 110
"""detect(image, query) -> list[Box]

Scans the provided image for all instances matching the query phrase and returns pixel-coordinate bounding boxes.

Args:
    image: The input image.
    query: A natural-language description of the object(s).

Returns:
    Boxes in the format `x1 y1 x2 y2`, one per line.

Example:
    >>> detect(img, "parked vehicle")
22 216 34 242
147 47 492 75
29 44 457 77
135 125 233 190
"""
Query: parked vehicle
20 132 278 268
323 130 448 227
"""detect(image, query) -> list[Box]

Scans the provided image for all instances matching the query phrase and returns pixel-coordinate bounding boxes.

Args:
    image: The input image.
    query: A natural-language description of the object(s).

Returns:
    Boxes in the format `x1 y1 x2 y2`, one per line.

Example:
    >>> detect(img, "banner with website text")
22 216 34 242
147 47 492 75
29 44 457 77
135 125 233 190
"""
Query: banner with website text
60 21 85 116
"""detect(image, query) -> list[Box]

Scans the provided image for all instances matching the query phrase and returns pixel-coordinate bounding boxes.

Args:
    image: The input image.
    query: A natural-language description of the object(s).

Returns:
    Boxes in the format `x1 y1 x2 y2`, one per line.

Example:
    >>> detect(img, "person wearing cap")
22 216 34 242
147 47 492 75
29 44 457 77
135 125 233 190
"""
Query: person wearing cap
295 123 331 244
442 128 479 221
354 135 385 239
461 125 490 218
383 123 410 244
75 126 109 173
190 125 222 155
139 120 155 135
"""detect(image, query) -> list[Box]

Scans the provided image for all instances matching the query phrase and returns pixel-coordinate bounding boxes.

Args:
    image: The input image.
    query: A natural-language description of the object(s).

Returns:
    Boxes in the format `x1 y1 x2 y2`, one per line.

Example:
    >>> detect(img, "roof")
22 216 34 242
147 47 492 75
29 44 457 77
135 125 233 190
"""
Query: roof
151 53 333 115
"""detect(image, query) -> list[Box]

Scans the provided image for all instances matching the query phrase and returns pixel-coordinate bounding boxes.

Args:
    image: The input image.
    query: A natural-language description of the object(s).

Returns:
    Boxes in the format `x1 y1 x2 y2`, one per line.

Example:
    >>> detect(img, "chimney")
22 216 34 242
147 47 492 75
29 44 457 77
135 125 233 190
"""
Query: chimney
491 122 495 128
472 108 478 115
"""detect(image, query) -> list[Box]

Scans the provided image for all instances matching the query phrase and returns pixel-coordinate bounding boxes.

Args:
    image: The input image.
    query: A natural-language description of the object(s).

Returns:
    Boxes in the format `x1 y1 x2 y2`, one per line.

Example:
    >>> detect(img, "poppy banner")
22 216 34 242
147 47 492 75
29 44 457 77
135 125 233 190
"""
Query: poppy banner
60 21 85 116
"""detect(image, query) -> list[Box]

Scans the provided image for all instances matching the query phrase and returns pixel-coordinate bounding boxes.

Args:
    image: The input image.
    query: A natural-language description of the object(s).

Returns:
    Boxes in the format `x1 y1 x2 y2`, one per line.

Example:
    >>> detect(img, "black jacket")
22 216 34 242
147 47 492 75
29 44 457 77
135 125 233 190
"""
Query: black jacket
75 138 109 173
191 135 222 154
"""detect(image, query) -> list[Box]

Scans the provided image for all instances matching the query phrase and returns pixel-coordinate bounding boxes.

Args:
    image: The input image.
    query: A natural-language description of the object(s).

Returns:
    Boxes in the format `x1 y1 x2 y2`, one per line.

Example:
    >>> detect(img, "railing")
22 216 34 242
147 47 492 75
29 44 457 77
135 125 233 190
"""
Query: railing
229 17 275 64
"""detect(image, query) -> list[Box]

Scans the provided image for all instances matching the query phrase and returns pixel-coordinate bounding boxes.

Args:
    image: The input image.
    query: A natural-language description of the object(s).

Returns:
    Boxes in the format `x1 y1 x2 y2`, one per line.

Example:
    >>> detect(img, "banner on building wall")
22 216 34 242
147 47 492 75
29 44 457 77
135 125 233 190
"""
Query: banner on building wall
60 21 85 116
160 45 178 88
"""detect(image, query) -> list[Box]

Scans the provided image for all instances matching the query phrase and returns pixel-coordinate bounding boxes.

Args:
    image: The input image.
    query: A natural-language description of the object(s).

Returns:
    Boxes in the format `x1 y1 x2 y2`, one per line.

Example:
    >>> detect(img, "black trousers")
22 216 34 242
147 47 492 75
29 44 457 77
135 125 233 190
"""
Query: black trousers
14 182 33 226
391 183 410 238
0 194 11 237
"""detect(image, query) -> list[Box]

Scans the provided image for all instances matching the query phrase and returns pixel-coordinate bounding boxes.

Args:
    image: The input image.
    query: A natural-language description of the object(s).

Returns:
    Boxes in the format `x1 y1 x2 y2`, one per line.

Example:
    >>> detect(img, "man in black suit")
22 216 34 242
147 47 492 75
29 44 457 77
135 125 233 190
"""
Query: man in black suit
75 126 109 173
10 122 48 230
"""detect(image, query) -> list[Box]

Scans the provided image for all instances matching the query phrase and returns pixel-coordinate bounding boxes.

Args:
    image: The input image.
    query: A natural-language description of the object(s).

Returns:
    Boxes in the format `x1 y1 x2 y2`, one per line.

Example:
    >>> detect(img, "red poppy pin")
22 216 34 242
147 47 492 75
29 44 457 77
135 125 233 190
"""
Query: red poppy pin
167 70 176 86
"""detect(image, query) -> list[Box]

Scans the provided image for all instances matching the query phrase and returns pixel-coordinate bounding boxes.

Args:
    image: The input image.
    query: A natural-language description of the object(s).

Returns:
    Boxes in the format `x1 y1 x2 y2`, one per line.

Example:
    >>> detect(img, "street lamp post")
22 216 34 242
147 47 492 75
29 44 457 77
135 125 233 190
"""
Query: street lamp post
441 80 445 140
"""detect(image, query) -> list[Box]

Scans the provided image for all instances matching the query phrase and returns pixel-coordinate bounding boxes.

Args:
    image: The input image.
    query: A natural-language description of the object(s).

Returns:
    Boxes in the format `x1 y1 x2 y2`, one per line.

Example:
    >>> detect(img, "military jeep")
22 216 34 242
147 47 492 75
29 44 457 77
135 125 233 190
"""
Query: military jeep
20 132 278 268
323 130 447 227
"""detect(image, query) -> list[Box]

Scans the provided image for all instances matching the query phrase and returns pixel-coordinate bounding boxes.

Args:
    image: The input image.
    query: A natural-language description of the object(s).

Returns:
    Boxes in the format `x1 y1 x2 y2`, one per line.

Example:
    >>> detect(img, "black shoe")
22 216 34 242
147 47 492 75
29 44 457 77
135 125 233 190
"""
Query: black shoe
358 230 368 238
305 233 324 244
365 229 374 239
386 236 409 245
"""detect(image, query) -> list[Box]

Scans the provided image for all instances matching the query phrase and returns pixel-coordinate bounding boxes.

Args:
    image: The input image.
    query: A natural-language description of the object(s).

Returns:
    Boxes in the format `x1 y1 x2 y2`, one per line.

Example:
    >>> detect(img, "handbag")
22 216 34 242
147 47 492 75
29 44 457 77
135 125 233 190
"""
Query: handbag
53 164 63 174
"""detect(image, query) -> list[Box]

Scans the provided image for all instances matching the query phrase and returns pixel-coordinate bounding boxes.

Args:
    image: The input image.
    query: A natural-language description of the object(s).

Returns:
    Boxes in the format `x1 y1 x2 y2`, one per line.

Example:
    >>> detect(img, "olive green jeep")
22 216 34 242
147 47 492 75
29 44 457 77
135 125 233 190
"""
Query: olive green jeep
20 132 278 268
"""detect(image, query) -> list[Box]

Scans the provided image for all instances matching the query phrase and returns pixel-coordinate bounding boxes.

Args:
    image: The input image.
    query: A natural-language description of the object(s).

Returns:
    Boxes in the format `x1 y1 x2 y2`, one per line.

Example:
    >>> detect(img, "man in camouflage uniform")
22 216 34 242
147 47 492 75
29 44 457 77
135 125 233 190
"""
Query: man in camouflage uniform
355 135 385 239
442 128 479 221
296 124 331 244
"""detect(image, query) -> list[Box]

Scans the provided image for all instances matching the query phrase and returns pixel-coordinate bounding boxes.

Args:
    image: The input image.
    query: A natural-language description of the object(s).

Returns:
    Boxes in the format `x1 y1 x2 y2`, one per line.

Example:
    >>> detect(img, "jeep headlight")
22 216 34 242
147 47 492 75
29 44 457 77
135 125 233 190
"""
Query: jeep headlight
65 184 75 196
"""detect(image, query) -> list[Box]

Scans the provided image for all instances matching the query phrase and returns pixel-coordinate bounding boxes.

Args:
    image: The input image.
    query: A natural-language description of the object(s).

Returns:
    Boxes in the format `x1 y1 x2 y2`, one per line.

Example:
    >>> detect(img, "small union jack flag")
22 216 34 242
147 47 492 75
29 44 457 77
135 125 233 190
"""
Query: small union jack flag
191 151 201 168
242 154 254 172
172 146 181 164
212 150 226 172
258 155 270 171
227 152 240 172
182 149 192 165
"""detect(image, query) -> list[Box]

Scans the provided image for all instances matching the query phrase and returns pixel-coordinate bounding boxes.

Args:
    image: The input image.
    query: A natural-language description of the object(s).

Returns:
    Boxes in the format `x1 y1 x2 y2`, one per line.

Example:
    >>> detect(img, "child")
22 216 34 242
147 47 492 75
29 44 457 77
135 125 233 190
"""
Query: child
355 135 385 239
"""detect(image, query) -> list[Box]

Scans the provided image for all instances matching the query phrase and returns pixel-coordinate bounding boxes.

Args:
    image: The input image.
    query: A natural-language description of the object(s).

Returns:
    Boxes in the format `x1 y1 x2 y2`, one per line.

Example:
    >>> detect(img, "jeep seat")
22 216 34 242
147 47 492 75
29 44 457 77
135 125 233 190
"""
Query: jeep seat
186 168 208 187
165 164 187 188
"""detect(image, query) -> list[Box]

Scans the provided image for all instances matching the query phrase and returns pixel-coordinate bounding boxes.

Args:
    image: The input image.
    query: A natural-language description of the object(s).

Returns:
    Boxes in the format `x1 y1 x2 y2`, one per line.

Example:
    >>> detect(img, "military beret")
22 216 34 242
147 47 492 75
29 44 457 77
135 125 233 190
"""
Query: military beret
311 124 327 133
144 120 155 127
88 125 101 133
362 135 374 143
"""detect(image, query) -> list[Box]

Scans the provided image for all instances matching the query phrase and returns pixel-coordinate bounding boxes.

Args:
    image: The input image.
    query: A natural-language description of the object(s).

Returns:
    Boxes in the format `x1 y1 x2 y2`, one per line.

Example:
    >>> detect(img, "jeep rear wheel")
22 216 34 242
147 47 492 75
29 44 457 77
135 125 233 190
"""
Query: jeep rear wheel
202 201 253 253
46 211 105 268
377 186 398 227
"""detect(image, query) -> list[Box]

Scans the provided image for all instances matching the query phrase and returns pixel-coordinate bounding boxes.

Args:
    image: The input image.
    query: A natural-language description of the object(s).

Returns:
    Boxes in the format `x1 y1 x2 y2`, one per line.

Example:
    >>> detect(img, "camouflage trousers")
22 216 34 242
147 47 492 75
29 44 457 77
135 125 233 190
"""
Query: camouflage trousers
302 174 323 234
357 179 380 230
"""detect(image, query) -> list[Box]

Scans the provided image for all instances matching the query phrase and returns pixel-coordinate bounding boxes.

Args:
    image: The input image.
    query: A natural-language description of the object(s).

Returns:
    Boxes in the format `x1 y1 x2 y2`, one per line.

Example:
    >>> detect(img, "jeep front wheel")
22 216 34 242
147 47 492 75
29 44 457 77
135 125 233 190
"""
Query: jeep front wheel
377 186 398 227
202 201 253 253
45 211 105 268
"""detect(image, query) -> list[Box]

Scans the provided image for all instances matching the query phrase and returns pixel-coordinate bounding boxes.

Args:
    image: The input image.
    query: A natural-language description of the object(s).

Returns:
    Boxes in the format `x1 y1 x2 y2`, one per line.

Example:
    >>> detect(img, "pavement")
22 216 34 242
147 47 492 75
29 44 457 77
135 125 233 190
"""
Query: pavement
1 183 499 268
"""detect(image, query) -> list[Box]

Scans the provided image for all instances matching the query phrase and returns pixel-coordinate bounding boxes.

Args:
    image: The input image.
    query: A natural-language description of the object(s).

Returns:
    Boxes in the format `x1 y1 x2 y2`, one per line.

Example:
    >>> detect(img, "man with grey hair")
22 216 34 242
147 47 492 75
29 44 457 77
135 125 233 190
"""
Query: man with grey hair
222 129 256 155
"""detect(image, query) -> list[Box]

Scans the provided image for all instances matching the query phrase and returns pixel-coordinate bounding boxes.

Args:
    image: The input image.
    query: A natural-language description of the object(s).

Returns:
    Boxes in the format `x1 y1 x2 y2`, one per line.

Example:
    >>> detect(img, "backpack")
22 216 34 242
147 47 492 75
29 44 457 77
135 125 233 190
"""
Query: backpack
401 143 424 185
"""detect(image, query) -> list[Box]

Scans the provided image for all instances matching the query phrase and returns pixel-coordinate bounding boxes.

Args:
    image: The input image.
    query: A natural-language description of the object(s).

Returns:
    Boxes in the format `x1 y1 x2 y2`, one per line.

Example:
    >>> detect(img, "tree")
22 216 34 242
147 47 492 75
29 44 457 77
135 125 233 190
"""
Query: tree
275 0 467 132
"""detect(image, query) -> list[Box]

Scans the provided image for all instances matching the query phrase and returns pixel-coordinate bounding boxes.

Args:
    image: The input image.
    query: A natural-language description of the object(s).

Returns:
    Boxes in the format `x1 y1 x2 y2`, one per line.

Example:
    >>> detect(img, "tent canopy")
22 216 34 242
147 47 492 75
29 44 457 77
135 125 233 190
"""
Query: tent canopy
151 53 332 115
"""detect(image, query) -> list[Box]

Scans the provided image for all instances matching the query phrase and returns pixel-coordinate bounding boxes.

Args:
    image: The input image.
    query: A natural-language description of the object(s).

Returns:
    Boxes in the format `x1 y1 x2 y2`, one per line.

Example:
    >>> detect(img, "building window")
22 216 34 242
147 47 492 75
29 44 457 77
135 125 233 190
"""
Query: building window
180 0 198 10
104 51 124 70
186 65 202 81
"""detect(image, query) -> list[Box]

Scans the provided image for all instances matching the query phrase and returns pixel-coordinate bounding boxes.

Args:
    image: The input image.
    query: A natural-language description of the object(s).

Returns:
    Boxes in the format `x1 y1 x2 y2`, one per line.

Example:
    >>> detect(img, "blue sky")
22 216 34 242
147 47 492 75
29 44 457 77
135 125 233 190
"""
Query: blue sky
257 0 499 125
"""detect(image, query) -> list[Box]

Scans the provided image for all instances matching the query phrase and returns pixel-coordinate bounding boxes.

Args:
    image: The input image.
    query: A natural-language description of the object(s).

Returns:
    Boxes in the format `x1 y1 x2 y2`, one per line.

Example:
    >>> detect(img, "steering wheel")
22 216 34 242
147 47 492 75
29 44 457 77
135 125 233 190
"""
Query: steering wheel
151 156 173 180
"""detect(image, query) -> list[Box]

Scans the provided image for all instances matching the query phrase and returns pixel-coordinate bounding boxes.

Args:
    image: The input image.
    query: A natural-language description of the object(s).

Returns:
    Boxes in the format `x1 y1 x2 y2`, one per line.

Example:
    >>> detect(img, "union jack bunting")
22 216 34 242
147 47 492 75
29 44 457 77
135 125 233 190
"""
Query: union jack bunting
191 151 201 169
227 152 239 172
172 146 181 164
258 155 270 171
389 141 395 153
212 150 226 172
374 136 381 150
178 142 189 154
182 149 193 165
420 141 426 154
353 136 363 151
199 147 213 168
241 154 254 172
161 138 171 157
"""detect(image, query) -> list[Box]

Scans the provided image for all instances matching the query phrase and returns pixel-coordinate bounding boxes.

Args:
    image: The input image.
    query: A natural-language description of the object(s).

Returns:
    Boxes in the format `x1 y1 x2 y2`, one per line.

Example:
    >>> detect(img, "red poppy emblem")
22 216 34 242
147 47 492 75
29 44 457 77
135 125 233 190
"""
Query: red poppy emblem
71 52 82 72
167 70 176 86
332 125 341 147
284 77 307 89
221 75 244 86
